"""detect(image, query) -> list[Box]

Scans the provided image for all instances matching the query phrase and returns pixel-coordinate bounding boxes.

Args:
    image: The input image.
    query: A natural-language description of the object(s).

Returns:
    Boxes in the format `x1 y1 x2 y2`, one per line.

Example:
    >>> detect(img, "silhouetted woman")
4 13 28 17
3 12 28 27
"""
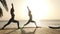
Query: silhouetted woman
2 3 20 29
22 6 38 28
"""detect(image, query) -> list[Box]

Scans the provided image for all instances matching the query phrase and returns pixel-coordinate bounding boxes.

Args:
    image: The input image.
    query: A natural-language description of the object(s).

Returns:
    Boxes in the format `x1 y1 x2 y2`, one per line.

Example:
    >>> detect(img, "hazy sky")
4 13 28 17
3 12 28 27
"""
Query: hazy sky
0 0 60 21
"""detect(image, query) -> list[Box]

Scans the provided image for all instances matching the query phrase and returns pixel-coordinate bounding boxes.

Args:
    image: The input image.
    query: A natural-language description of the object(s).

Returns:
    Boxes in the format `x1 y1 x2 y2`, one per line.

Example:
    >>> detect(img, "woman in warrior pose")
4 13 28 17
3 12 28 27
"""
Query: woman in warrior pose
22 6 38 28
2 3 20 29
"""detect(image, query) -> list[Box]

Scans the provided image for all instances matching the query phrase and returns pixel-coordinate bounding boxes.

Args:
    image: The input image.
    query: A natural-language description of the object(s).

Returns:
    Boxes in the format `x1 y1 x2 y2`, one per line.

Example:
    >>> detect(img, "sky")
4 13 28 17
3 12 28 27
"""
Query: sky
0 0 60 21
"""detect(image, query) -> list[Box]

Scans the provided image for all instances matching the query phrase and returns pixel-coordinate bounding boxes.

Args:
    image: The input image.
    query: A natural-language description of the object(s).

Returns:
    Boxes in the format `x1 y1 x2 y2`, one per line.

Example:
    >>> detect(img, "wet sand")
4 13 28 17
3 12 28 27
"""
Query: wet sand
0 27 60 34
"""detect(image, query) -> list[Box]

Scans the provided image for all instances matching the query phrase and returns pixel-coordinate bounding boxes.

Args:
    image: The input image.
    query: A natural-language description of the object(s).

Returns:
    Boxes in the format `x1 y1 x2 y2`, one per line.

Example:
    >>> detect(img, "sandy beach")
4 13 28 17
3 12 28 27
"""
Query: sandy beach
0 27 60 34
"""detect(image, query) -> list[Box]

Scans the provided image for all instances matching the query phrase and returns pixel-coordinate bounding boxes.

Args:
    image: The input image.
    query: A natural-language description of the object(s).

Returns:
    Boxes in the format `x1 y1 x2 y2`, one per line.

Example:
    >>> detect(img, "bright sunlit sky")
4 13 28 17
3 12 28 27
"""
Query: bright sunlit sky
0 0 60 21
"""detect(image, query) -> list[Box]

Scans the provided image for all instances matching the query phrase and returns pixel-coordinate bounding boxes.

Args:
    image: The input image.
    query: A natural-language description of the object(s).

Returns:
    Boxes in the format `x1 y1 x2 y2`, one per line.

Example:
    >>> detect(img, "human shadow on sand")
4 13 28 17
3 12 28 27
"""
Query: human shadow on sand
21 27 37 34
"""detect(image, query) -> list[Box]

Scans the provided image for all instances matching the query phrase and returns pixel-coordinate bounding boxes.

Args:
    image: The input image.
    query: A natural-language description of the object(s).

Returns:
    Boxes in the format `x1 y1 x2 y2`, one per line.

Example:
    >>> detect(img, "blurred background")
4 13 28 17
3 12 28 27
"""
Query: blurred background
0 0 60 28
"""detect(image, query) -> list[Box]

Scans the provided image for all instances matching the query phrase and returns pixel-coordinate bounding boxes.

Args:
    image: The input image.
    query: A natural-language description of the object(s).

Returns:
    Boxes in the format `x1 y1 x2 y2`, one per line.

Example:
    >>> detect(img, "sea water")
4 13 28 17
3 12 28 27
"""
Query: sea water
0 20 60 28
0 20 38 28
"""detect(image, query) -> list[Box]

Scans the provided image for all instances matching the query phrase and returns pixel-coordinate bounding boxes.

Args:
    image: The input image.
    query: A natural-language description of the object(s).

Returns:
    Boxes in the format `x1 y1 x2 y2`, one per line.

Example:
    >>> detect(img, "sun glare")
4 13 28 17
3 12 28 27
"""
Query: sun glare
22 0 50 26
24 0 59 26
25 0 50 20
